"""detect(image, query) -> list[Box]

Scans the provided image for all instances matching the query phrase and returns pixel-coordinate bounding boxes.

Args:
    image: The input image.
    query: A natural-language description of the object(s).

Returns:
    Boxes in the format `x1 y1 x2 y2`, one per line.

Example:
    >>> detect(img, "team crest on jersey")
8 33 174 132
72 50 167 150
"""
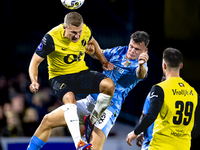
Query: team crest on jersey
81 39 86 46
178 83 185 87
122 59 132 67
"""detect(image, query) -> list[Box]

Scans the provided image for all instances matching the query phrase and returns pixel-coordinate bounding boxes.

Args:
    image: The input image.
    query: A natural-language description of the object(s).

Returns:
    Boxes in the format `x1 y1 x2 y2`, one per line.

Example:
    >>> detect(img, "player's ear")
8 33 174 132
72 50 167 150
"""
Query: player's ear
162 59 167 70
144 48 148 54
180 63 183 69
145 48 148 53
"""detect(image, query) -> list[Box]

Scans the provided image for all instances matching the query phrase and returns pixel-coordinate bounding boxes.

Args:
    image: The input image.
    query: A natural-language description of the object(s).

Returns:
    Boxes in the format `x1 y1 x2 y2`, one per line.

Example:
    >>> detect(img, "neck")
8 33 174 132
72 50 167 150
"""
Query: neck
165 71 180 80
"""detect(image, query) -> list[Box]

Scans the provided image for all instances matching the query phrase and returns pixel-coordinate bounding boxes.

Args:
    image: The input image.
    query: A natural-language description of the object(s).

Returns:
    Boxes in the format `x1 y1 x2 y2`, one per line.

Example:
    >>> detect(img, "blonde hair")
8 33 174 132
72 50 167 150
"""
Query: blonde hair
64 12 83 27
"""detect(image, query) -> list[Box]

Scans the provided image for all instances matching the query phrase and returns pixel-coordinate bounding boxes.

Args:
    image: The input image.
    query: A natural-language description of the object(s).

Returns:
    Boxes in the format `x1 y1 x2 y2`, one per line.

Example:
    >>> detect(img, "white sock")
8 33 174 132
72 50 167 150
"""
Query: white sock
90 93 112 124
61 104 81 148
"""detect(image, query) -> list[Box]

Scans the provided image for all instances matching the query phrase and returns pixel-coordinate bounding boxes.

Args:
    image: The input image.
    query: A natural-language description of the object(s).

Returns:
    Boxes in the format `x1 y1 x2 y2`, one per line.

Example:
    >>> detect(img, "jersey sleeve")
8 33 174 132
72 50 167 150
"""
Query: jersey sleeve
35 34 55 58
103 46 120 61
134 85 164 135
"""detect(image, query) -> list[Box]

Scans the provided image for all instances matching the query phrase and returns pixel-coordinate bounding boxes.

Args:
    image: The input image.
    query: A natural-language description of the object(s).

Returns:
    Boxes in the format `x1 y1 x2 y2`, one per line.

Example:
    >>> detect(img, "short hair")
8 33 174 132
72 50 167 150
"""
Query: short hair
163 47 183 68
130 31 150 46
64 12 83 27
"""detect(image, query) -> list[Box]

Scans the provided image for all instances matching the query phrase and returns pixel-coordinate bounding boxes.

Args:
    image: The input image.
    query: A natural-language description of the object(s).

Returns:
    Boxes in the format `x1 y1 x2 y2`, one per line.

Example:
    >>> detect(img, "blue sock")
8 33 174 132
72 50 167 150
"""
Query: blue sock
27 135 46 150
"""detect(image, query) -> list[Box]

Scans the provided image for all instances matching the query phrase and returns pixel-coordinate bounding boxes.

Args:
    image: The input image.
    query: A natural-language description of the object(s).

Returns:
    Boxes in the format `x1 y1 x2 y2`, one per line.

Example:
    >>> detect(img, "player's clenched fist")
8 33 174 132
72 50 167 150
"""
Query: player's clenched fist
102 62 114 71
29 82 40 93
138 52 149 65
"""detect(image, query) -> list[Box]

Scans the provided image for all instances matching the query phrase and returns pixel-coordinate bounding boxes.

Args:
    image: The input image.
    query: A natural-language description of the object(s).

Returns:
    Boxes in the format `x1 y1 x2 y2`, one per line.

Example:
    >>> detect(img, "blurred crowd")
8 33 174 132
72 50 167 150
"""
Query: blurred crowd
0 72 70 138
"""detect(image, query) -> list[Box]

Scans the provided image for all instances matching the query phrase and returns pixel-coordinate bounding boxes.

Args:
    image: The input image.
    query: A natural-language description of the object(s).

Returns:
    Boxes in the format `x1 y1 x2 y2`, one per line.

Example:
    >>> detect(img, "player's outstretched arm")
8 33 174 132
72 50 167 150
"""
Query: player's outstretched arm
88 37 114 71
29 53 44 93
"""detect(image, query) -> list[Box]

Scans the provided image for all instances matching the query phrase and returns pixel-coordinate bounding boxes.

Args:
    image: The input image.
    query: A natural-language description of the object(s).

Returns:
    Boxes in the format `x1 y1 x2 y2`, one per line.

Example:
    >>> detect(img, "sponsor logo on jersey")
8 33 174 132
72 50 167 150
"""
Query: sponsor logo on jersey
171 131 187 138
150 92 158 98
41 37 47 45
64 52 84 64
114 65 124 74
172 89 189 96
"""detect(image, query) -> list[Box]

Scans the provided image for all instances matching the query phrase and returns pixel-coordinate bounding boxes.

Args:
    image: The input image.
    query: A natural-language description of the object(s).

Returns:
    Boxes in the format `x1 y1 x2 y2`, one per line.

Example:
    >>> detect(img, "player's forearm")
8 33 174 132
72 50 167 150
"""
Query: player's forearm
29 53 43 83
137 64 147 79
88 37 108 65
93 44 108 64
29 53 44 83
139 113 145 124
29 62 39 83
134 86 164 135
94 50 109 65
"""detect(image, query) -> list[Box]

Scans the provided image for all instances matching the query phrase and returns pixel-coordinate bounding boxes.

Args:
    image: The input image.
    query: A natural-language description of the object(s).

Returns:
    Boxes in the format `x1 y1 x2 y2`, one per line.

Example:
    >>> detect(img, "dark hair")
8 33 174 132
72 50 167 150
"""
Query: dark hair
64 12 83 27
130 31 150 46
163 47 183 68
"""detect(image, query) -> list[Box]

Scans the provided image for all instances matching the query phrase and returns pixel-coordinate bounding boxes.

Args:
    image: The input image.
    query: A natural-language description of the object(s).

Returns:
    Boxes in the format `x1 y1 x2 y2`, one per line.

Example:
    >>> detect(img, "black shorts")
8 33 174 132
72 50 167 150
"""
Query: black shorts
49 70 107 101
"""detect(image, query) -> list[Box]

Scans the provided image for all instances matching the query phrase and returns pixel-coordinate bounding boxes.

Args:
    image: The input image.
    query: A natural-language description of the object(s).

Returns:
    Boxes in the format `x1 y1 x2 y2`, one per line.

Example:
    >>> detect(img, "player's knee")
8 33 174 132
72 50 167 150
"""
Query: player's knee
62 92 76 104
100 78 115 96
40 114 52 129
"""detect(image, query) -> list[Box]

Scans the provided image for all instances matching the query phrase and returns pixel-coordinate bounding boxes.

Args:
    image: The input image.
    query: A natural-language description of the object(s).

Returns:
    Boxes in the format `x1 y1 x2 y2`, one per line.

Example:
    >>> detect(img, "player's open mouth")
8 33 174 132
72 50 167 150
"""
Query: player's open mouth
72 38 79 42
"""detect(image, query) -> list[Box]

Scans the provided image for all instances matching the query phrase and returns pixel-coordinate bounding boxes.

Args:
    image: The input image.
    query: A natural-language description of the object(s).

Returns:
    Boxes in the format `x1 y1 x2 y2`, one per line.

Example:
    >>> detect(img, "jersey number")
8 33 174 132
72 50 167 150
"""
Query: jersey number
173 101 194 125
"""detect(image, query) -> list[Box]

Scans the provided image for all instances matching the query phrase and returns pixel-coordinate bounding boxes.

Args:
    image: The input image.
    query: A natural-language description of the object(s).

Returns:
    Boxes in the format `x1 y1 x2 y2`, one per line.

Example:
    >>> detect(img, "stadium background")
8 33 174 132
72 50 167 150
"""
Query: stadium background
1 0 200 149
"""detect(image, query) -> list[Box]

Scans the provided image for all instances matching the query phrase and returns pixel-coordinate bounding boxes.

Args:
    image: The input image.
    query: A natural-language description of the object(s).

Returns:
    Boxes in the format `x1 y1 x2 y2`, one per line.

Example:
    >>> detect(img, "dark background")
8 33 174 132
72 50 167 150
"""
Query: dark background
2 0 200 146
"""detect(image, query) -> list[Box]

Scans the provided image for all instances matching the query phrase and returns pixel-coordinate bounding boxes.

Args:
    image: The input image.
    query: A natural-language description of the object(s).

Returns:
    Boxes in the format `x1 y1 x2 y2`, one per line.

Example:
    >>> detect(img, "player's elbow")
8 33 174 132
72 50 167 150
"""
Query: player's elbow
137 72 147 79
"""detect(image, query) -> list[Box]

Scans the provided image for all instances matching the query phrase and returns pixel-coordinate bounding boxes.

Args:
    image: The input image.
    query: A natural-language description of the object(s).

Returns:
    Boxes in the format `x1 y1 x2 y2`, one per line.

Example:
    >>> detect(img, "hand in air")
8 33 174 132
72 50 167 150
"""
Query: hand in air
138 52 149 65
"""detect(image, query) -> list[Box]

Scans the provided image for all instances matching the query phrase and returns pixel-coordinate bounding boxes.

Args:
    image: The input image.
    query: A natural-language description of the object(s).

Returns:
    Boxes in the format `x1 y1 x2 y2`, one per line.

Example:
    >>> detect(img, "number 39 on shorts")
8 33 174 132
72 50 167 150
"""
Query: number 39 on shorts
173 100 194 125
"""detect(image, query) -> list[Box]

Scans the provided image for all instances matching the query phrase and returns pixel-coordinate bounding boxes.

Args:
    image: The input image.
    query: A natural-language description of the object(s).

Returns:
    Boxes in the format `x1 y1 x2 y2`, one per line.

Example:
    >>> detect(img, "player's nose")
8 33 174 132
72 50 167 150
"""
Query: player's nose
75 33 81 39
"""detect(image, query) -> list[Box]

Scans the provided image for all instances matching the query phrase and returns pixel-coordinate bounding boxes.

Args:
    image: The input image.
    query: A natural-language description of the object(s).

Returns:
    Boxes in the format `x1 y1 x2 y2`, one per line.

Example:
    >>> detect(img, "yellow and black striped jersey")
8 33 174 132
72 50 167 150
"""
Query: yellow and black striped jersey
35 24 92 79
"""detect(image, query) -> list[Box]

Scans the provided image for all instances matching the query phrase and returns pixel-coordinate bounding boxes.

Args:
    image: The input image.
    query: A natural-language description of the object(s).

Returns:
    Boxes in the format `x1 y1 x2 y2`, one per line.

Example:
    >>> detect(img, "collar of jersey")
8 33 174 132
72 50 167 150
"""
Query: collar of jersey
125 55 138 62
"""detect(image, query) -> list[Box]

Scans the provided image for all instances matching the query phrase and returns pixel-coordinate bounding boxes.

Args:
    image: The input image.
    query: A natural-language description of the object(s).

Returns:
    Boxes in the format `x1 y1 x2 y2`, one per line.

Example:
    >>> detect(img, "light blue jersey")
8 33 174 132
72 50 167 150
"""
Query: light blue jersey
90 46 148 121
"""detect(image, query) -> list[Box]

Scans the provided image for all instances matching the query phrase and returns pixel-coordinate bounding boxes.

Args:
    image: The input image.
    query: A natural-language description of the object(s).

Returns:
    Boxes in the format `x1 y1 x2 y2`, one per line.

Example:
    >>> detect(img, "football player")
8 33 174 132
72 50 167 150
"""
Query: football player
27 12 115 150
126 48 200 150
77 31 149 150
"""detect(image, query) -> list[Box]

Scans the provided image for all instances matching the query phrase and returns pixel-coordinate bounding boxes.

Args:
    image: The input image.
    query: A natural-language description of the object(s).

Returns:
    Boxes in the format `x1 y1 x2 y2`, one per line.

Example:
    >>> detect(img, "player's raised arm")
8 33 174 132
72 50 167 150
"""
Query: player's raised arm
137 51 149 79
29 53 44 93
88 37 114 71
